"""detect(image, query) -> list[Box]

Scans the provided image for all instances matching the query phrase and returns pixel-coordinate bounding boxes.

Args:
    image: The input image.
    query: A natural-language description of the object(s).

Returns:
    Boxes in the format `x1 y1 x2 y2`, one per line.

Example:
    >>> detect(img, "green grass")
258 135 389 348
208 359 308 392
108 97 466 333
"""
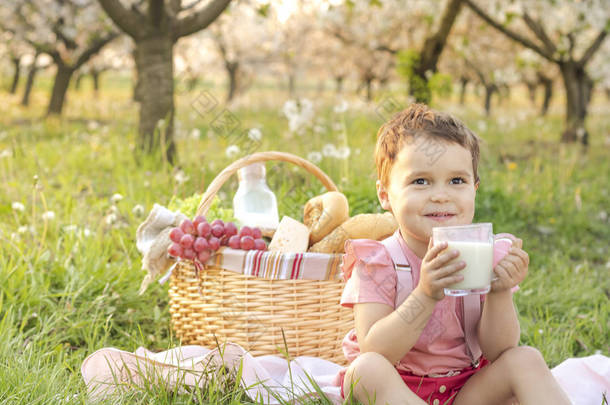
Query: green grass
0 74 609 404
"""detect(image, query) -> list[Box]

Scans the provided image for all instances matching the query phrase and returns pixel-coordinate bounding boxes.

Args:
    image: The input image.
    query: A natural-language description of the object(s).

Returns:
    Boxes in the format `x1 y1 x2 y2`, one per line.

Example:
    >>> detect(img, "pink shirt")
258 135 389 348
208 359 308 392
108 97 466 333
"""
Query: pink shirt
339 231 518 376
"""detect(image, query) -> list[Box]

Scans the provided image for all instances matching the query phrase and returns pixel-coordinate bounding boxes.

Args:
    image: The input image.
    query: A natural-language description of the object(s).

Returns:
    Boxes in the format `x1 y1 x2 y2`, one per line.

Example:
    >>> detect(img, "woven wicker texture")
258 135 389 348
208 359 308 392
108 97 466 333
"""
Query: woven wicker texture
169 151 355 365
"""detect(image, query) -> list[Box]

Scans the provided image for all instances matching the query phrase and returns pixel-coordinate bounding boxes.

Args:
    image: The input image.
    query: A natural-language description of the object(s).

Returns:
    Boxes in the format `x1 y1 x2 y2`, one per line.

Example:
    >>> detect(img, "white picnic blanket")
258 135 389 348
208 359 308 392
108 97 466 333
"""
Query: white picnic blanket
81 342 609 404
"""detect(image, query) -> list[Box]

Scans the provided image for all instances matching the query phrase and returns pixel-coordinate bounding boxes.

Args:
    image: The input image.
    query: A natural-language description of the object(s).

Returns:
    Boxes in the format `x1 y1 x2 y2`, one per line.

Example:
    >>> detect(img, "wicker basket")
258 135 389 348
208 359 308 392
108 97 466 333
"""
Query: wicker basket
168 151 354 366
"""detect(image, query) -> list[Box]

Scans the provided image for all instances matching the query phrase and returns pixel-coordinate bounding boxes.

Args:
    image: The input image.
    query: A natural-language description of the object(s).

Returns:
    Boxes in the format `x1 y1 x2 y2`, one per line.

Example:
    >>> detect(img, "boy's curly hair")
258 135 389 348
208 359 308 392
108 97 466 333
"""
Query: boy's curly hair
375 103 482 188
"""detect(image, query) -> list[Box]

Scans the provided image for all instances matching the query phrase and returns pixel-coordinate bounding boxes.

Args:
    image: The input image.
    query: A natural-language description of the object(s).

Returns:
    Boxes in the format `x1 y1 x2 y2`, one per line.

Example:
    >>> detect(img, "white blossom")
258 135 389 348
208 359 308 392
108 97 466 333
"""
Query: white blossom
307 151 322 164
12 202 25 212
333 100 349 113
322 144 337 157
42 211 55 221
190 128 201 139
132 204 145 217
110 193 124 203
174 170 189 184
335 146 351 160
247 128 262 142
0 149 12 159
226 145 240 158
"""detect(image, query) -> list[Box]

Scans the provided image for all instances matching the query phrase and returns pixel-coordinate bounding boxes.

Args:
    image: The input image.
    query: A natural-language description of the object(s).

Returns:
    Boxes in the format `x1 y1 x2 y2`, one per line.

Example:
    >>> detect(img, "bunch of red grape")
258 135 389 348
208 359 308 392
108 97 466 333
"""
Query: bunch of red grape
168 216 267 264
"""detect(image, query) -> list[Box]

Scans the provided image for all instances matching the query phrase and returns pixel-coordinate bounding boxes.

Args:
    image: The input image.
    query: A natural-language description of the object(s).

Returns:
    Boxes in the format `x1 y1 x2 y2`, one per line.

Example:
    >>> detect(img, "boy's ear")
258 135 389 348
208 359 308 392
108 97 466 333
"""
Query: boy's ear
474 180 480 191
376 180 392 211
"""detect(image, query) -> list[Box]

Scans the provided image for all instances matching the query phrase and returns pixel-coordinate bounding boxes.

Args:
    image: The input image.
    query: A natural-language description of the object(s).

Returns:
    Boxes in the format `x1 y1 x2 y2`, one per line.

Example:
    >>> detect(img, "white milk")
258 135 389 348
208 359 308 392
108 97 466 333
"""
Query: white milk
445 241 493 290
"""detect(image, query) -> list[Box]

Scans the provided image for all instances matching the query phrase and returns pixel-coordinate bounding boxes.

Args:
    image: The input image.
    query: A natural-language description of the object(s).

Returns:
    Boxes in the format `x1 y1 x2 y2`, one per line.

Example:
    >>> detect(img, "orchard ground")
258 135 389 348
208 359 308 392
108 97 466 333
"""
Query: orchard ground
0 74 609 404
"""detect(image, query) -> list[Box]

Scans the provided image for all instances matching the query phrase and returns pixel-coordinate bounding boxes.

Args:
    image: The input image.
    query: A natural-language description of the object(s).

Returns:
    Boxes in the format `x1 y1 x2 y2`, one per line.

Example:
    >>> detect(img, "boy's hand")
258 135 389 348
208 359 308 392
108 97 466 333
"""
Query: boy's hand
490 238 529 293
418 239 466 301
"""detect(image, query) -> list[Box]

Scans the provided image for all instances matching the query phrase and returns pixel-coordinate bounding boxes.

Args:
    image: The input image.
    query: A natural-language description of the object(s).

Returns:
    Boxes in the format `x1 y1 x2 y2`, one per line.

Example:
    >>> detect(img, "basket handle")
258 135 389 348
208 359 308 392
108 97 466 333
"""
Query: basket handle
196 151 339 217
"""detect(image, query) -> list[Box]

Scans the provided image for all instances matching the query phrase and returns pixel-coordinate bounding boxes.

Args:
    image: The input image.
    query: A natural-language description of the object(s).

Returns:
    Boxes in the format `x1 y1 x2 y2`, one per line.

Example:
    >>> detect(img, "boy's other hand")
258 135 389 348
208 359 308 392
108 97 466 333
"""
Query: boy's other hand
418 239 466 301
491 239 529 293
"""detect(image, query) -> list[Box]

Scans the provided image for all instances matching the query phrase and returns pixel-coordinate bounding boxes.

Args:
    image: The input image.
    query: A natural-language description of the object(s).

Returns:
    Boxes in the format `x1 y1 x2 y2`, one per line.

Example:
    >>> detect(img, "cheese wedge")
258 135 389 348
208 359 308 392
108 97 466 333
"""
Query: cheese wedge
268 216 310 253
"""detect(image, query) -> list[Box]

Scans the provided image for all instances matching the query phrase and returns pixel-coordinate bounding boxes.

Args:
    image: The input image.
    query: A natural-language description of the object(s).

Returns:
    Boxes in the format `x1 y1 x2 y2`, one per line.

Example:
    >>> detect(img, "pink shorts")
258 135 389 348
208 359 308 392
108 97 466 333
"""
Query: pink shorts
341 357 490 405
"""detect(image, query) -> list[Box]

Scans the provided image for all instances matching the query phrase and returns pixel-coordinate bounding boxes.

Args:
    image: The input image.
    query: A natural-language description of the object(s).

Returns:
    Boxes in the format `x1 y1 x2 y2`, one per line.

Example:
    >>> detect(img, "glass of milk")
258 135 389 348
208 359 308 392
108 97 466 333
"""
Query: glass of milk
432 223 511 296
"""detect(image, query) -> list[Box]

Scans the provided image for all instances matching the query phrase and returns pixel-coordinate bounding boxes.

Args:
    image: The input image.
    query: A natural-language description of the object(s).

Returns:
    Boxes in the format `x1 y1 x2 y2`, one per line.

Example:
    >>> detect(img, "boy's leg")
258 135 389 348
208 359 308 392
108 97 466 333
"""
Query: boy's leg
452 346 571 405
343 351 427 405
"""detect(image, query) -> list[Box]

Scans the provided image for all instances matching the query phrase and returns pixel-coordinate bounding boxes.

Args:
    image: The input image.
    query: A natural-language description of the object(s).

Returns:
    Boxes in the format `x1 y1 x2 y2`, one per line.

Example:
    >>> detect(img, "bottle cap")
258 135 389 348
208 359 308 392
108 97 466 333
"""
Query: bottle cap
237 162 266 181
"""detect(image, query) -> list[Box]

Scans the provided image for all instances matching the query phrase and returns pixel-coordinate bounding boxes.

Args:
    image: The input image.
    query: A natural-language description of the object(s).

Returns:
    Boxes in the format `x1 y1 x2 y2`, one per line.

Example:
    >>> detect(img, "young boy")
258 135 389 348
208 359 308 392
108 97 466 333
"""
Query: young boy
338 104 571 404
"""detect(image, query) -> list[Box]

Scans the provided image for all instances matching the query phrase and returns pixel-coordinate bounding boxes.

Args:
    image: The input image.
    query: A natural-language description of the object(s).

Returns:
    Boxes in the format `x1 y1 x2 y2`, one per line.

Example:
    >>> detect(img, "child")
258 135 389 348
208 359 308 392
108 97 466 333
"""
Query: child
337 104 571 405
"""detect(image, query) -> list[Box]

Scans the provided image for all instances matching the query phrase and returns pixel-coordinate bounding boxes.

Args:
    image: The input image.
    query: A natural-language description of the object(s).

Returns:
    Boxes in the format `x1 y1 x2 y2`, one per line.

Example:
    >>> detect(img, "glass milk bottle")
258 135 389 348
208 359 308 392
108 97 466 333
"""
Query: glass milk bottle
232 162 280 231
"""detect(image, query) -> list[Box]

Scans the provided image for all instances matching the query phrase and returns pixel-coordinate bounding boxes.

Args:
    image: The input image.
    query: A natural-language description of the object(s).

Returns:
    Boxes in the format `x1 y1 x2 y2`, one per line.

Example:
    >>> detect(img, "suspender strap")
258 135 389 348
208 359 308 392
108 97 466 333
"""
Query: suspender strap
463 295 482 363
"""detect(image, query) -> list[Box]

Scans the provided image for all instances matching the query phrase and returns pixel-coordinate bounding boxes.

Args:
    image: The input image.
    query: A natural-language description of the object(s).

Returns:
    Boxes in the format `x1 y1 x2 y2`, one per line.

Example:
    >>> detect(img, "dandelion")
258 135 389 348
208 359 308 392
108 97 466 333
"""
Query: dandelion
63 224 78 233
132 204 145 217
42 211 55 221
174 170 189 185
282 99 314 133
335 146 351 160
111 193 124 204
538 329 544 334
477 121 487 132
87 120 100 131
226 145 240 158
0 149 11 159
12 202 25 212
190 128 201 139
507 162 517 171
322 143 337 157
307 151 322 164
83 228 92 237
105 212 118 225
334 100 349 113
247 128 262 142
18 225 28 234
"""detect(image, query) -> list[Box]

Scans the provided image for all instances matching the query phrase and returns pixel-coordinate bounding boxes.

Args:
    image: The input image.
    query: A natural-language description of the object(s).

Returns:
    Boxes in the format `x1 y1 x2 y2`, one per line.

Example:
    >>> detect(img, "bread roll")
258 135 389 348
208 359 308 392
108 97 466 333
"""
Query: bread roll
303 191 349 244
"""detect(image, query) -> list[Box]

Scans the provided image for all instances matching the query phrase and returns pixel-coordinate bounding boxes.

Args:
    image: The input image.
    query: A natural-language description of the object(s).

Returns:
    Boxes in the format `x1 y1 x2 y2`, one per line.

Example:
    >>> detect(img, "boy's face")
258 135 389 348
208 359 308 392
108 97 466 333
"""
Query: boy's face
376 137 479 252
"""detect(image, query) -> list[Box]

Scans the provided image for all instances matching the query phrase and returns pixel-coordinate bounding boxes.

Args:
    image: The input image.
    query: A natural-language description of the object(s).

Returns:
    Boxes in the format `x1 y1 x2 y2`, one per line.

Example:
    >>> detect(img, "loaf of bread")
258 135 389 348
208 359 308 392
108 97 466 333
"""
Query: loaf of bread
308 212 397 253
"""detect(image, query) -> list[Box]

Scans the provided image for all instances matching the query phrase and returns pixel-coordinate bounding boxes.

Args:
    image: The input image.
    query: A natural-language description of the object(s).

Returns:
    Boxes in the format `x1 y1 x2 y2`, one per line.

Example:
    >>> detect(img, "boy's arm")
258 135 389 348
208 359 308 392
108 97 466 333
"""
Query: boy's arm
478 244 529 361
355 286 437 364
477 289 520 362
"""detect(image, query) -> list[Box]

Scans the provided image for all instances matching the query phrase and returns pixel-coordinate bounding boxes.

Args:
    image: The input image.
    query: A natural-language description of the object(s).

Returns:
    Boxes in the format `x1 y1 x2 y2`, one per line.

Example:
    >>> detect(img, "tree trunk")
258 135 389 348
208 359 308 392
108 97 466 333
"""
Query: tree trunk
10 57 21 94
538 74 553 116
134 35 176 163
75 72 84 90
366 78 373 101
526 82 537 105
409 0 463 104
21 56 39 107
225 61 238 103
92 70 100 94
484 84 497 116
47 65 75 115
288 73 296 97
335 75 344 94
459 77 468 105
559 61 592 145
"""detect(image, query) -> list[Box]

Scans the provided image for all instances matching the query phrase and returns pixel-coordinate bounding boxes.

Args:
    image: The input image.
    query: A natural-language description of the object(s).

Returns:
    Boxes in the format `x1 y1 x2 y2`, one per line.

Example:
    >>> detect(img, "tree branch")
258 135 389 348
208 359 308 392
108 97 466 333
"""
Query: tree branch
578 29 607 67
463 0 556 62
521 11 556 57
173 0 232 40
74 31 120 69
97 0 145 39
